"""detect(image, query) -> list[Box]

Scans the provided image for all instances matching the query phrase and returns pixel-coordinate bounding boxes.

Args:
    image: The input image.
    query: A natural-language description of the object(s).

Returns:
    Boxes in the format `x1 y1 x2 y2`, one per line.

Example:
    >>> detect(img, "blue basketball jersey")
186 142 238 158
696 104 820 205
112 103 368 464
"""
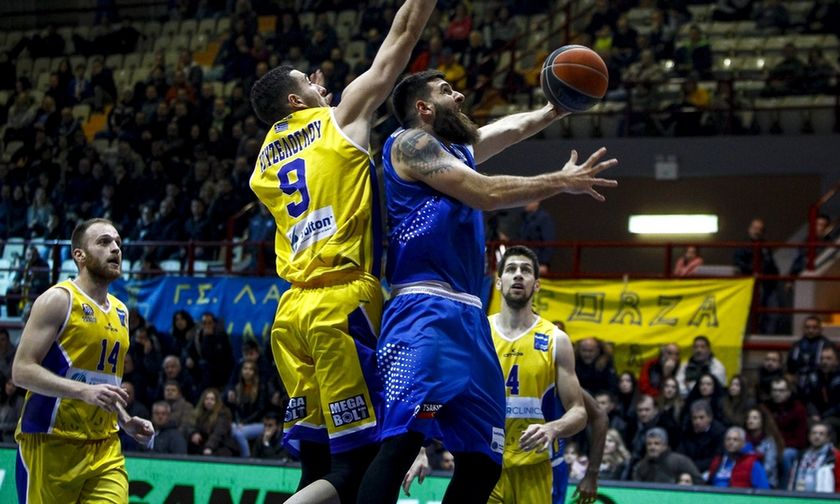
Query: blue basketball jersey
381 129 485 297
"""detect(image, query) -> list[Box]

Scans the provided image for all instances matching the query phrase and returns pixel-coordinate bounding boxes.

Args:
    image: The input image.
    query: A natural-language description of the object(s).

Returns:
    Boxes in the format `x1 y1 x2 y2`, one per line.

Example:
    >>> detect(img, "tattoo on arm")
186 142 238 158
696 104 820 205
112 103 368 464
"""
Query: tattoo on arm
395 130 454 178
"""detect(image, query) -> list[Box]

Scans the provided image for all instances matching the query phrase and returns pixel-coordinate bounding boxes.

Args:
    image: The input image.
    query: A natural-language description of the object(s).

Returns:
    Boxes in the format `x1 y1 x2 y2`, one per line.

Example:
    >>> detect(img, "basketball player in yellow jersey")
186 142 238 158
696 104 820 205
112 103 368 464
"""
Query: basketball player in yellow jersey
248 2 435 503
12 218 153 503
490 245 606 504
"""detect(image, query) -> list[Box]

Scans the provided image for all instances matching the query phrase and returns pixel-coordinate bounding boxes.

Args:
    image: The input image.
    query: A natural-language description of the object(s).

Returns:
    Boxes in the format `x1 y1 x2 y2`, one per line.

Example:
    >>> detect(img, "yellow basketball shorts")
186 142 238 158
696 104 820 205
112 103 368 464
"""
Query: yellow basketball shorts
488 460 552 504
16 433 127 504
271 273 383 454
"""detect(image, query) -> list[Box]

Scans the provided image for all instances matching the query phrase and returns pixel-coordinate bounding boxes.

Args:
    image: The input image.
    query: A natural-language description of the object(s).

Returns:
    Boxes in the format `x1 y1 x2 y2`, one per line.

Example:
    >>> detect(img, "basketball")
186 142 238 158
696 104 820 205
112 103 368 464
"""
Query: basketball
540 45 609 112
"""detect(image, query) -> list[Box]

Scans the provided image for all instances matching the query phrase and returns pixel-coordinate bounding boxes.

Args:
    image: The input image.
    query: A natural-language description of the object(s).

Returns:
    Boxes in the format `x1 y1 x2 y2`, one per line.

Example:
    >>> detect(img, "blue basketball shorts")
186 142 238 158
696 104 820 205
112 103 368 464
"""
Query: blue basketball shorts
376 291 506 464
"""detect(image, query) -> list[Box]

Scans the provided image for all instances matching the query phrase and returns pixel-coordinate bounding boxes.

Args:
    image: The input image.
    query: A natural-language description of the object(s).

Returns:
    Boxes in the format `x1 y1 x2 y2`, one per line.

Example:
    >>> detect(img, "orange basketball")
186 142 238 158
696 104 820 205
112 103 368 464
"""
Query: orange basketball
540 45 609 112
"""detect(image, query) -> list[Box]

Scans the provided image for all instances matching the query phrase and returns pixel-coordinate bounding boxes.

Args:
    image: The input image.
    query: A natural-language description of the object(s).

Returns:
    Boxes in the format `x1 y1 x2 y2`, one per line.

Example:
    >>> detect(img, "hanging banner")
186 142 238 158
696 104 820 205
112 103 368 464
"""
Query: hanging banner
111 276 290 348
488 278 755 380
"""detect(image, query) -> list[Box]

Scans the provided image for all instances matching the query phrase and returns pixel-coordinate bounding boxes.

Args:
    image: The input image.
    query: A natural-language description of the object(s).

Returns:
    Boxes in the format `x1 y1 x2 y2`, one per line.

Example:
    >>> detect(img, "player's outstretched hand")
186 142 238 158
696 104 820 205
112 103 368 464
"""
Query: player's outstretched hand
401 448 431 496
559 147 618 202
81 384 128 412
519 423 557 453
573 471 599 504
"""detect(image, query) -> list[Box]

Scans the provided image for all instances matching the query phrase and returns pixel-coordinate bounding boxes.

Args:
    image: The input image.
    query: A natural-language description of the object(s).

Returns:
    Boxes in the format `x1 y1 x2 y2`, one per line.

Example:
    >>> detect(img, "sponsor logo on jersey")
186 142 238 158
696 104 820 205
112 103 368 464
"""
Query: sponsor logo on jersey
414 403 443 419
70 372 87 383
81 303 96 323
287 206 337 255
116 307 127 327
285 397 307 423
503 349 524 357
491 426 505 454
329 394 370 427
534 332 550 352
274 121 288 133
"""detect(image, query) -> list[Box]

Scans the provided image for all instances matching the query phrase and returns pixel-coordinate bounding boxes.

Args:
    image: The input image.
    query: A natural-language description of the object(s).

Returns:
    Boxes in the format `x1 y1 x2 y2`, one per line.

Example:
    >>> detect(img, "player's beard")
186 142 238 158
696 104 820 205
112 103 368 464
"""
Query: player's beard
85 252 121 282
503 287 534 310
432 106 479 145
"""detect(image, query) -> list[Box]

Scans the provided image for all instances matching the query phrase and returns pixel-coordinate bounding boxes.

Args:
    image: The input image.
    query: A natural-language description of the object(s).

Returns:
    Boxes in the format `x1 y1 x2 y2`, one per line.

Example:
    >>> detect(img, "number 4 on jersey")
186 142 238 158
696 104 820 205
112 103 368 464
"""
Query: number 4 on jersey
506 364 520 395
97 340 121 373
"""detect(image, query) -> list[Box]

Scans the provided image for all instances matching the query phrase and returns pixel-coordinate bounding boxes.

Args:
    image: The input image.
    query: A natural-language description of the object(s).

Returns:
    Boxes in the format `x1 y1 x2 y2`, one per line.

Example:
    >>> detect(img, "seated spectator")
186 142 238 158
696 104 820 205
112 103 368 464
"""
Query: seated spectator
595 391 629 440
639 343 681 397
224 360 267 458
184 312 235 392
575 337 618 396
633 428 703 483
437 48 467 91
616 371 640 426
757 350 785 403
444 3 472 53
677 399 727 473
673 246 703 276
251 411 291 461
67 64 93 106
0 377 24 442
129 325 163 404
189 388 239 457
745 406 784 488
163 379 196 437
789 316 834 392
0 328 17 379
150 401 187 455
656 377 684 426
565 442 589 481
766 376 809 488
599 428 631 480
627 395 681 461
763 43 805 97
156 355 197 404
803 346 840 429
6 245 50 317
165 310 195 358
722 375 756 427
674 25 712 78
708 426 770 488
676 335 727 396
788 422 840 492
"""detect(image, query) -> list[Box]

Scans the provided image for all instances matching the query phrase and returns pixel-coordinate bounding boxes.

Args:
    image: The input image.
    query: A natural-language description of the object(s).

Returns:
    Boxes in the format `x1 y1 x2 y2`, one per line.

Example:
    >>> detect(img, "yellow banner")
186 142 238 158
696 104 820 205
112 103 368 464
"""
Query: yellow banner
488 278 755 382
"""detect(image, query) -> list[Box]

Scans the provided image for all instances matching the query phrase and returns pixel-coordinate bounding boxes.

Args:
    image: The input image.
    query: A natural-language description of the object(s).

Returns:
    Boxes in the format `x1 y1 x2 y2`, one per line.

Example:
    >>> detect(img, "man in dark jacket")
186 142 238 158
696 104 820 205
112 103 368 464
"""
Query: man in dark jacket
633 428 703 483
151 401 187 454
627 394 681 461
252 412 291 461
677 399 726 473
733 218 780 333
708 426 770 488
788 316 835 392
575 337 618 396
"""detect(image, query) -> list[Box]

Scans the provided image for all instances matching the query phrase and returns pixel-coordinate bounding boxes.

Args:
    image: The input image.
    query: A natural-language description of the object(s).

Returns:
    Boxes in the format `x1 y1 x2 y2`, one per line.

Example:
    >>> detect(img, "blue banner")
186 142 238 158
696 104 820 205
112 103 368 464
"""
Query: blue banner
111 276 291 352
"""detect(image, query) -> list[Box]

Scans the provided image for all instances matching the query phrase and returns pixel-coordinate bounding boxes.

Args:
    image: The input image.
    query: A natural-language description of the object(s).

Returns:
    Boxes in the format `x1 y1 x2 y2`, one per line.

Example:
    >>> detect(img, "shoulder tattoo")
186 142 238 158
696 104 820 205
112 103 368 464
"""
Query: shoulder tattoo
394 129 453 178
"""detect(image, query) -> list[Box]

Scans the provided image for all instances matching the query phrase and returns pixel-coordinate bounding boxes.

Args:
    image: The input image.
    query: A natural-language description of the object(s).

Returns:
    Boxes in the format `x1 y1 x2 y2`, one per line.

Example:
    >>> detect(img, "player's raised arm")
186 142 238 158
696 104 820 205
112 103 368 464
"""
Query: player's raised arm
473 103 568 165
392 129 618 210
12 288 128 411
334 0 436 140
520 330 587 452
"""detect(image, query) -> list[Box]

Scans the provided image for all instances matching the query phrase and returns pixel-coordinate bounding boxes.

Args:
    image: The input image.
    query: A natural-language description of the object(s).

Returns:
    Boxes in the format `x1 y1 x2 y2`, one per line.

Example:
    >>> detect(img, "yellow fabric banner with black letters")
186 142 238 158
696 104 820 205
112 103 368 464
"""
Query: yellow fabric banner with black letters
488 278 755 381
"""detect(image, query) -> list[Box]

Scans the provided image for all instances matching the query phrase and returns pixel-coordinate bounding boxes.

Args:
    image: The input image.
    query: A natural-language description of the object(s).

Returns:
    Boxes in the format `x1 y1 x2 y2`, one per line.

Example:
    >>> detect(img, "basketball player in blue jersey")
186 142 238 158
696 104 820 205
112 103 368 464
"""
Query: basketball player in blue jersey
401 246 608 504
356 70 617 503
12 218 153 503
249 2 435 503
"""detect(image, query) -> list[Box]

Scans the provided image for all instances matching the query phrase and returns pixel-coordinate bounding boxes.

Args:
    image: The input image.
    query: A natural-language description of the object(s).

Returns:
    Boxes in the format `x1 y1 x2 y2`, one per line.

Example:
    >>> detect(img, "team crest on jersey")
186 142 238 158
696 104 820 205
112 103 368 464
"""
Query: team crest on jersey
274 121 289 133
115 308 127 327
534 332 550 352
329 394 369 427
285 396 307 422
81 303 96 323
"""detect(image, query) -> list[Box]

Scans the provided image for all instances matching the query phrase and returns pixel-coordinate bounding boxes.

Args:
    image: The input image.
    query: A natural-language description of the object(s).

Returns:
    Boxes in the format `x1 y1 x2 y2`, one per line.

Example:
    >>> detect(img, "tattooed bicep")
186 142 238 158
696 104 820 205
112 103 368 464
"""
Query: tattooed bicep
393 129 456 178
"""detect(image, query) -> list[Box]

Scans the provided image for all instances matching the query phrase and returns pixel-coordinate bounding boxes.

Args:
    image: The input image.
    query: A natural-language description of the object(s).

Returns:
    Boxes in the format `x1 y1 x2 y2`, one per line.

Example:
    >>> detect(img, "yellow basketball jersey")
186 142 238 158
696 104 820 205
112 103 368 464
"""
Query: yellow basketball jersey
490 313 559 467
17 280 129 441
250 107 381 285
